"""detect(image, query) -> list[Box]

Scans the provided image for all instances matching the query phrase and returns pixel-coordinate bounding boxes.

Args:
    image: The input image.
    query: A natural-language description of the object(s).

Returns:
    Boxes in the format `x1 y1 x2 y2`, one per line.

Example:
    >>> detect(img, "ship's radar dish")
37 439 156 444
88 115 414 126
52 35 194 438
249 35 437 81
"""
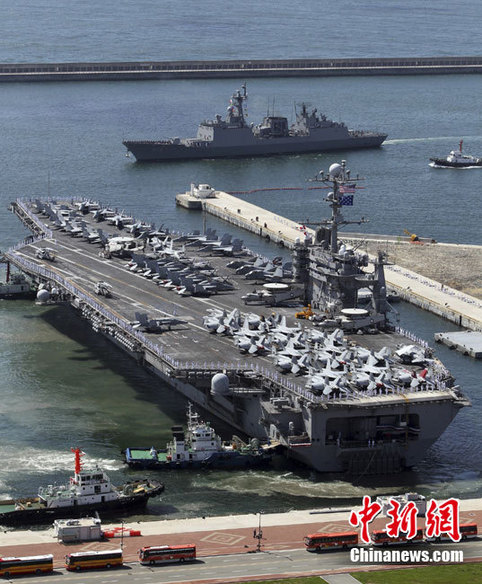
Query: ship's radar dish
211 373 230 395
329 163 342 178
36 289 50 303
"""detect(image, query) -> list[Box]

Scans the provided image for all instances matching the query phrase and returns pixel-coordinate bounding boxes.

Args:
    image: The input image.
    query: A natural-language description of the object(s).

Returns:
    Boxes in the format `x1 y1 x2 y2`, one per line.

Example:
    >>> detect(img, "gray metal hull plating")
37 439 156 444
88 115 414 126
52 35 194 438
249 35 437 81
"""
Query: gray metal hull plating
141 350 462 473
124 134 386 162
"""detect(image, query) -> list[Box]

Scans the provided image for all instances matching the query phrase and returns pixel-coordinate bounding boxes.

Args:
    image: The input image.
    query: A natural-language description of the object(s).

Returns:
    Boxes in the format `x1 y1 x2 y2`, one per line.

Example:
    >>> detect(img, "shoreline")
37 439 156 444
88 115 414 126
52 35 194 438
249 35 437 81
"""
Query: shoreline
1 497 481 551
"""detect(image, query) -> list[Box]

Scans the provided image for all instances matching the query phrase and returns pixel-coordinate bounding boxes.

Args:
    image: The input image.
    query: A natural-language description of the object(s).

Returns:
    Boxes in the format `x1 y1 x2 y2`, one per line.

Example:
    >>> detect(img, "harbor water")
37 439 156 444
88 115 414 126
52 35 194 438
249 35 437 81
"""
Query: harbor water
0 1 481 521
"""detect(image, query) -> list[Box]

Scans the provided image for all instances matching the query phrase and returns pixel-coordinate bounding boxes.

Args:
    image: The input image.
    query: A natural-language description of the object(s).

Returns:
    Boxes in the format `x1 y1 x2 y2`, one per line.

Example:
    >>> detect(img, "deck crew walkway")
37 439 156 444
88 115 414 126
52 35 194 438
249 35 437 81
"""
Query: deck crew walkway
177 188 482 331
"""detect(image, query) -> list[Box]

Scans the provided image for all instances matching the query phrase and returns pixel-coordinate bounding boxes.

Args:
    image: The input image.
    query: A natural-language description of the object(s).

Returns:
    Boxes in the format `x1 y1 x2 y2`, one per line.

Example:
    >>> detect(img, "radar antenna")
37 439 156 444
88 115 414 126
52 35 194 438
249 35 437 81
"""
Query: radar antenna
304 160 368 253
227 83 248 126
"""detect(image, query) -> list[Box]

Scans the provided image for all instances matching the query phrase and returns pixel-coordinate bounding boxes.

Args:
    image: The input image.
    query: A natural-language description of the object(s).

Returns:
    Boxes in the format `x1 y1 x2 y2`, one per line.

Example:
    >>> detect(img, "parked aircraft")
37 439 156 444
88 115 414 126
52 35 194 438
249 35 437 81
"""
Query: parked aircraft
132 311 186 333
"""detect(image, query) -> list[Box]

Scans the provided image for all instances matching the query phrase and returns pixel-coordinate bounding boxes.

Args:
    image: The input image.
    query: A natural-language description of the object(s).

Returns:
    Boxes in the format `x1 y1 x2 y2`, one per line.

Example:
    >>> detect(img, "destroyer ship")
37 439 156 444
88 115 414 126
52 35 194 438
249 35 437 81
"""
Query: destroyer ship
0 449 164 526
7 162 469 475
123 85 387 161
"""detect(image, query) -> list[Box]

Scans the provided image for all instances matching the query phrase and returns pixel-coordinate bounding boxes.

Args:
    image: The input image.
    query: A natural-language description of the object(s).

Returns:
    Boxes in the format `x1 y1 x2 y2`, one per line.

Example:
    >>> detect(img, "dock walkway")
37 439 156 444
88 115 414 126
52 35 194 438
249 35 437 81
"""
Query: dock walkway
177 188 482 331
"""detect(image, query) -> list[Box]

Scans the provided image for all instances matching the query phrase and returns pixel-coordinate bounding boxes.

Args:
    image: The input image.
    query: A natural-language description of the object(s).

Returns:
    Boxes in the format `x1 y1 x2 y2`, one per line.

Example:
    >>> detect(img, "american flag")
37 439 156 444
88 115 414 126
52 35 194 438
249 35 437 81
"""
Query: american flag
339 183 356 194
340 194 354 206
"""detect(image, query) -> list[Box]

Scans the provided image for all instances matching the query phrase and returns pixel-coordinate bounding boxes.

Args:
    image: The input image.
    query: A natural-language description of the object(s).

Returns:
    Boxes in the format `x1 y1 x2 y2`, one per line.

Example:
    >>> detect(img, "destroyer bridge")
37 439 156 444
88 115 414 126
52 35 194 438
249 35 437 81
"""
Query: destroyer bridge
6 196 469 475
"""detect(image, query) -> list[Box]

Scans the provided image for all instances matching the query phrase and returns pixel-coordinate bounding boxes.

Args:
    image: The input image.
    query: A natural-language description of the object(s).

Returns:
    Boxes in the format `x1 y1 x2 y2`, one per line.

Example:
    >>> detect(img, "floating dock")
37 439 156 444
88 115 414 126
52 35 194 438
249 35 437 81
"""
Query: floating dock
2 56 482 82
177 186 482 332
434 331 482 359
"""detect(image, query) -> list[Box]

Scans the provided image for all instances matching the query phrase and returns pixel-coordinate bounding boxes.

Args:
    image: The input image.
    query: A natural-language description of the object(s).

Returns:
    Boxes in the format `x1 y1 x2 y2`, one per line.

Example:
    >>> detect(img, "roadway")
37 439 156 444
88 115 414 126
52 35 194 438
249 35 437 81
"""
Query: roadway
1 504 482 582
5 542 482 584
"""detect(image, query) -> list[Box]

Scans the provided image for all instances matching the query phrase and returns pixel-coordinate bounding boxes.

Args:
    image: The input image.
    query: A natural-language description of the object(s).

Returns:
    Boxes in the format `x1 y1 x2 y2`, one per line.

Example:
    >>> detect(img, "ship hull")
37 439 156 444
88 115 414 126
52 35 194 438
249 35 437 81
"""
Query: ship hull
141 352 465 475
282 399 463 474
124 134 387 162
124 447 272 470
430 157 482 168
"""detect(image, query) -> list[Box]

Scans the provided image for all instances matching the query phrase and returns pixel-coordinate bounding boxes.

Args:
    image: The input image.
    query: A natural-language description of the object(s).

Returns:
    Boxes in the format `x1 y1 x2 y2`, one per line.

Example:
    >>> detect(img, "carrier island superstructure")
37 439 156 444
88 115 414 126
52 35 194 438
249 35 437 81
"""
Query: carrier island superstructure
6 163 469 474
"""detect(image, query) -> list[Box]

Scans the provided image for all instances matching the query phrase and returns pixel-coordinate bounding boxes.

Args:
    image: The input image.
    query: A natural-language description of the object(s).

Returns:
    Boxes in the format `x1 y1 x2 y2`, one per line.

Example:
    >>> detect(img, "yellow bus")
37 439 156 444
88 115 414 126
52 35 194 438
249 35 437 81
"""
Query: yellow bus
65 549 123 571
0 554 53 577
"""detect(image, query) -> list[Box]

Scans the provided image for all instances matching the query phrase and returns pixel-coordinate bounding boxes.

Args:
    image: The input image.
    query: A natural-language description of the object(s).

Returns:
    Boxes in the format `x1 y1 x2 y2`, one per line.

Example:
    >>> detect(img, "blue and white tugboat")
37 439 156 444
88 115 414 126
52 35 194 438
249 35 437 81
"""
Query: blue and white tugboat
0 448 164 526
430 140 482 168
124 404 274 470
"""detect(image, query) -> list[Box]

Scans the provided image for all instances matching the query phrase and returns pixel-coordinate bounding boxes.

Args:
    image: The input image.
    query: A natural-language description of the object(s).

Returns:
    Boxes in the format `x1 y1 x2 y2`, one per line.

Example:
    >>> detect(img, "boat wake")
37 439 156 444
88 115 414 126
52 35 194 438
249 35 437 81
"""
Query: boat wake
429 161 482 169
0 447 122 475
191 471 406 499
386 135 482 145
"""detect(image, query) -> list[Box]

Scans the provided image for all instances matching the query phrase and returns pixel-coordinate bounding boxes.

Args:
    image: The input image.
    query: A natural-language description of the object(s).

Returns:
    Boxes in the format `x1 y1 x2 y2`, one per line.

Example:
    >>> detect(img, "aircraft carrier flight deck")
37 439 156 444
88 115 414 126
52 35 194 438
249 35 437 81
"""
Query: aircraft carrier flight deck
5 195 469 475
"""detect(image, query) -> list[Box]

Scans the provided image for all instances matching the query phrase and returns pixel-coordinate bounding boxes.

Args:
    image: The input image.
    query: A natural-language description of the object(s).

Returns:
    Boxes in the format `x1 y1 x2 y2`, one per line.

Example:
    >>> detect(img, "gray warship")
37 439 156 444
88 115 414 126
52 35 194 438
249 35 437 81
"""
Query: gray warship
123 85 387 162
7 162 468 475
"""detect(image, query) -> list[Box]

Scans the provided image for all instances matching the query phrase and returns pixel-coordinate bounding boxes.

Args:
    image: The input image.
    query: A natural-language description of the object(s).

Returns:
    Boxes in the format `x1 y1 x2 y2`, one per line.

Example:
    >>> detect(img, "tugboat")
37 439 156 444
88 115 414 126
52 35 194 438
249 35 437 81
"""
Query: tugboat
123 84 387 162
0 449 164 526
430 140 482 168
124 404 274 469
0 257 34 298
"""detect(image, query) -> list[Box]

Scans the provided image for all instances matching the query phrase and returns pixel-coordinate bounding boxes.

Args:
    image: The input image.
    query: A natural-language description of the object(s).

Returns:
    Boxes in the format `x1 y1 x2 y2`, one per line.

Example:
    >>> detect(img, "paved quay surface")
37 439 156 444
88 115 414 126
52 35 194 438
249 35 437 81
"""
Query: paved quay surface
0 500 481 569
178 189 482 331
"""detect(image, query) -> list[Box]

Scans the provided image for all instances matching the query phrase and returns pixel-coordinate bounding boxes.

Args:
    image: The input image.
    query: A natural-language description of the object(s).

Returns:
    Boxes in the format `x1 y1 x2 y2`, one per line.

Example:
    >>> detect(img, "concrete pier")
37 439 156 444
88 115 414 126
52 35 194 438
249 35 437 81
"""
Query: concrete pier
176 189 310 248
2 56 482 82
434 331 482 358
177 187 482 332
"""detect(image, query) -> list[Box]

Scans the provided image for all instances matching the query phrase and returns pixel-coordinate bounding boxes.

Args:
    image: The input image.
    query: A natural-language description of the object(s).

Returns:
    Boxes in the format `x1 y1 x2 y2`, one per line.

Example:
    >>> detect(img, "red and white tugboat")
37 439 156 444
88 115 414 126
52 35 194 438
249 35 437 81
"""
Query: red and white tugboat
0 448 164 526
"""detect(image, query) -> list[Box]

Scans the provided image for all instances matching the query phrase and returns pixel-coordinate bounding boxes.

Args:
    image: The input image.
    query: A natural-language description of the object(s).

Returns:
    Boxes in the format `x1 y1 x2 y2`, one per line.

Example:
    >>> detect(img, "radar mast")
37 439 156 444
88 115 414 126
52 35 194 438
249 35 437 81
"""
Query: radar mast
226 83 248 126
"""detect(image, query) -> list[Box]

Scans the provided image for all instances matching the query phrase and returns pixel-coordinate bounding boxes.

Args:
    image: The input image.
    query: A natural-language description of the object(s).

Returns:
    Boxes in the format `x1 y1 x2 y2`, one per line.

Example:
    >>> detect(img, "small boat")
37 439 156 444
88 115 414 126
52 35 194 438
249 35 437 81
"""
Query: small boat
0 259 34 299
0 448 164 526
124 404 274 470
430 140 482 168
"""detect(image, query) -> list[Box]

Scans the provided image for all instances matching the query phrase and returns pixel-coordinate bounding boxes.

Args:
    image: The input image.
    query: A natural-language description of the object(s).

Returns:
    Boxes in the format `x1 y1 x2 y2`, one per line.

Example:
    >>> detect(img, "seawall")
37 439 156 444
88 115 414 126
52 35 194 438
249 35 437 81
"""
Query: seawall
1 56 482 82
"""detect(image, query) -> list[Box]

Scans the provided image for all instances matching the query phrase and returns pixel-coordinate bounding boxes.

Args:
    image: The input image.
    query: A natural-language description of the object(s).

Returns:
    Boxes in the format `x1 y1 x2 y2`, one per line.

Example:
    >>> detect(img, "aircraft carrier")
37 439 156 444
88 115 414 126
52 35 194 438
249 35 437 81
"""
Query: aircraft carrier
6 162 469 475
123 84 387 162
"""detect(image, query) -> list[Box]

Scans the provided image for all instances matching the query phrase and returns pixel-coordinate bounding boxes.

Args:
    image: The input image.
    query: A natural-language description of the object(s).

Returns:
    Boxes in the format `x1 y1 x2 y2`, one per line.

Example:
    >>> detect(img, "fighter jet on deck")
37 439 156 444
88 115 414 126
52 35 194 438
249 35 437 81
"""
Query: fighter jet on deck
132 312 186 333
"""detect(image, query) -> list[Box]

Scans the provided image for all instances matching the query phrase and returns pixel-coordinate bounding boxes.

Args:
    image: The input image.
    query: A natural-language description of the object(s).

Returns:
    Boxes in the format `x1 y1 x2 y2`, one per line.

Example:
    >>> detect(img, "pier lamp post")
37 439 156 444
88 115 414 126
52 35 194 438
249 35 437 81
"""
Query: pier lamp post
253 511 264 552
